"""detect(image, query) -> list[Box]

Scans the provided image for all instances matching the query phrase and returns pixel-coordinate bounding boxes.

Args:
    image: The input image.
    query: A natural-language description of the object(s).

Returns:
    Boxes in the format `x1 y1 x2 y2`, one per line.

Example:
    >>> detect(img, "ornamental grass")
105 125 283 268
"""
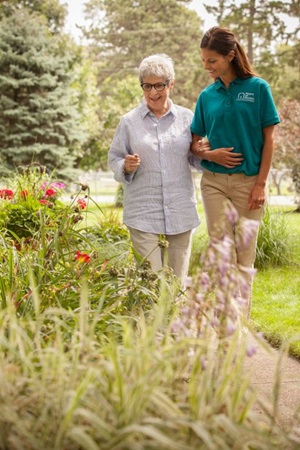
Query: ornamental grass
0 167 299 449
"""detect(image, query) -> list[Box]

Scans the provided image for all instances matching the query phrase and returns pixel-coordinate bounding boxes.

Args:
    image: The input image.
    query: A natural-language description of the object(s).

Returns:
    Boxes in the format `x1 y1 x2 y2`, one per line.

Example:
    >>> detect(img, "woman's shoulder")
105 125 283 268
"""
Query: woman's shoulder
198 81 218 100
202 80 216 92
120 102 144 122
241 76 270 88
172 103 193 117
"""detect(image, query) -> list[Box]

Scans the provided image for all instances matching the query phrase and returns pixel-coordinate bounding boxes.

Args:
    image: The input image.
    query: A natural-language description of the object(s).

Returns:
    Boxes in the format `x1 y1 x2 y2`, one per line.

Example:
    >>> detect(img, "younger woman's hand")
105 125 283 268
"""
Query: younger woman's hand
209 147 244 168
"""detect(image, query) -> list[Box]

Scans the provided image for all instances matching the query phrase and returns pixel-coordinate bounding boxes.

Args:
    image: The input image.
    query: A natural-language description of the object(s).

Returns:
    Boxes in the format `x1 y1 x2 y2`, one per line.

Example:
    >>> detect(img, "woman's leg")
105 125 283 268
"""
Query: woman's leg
229 174 265 315
127 227 163 271
166 230 193 280
200 171 264 316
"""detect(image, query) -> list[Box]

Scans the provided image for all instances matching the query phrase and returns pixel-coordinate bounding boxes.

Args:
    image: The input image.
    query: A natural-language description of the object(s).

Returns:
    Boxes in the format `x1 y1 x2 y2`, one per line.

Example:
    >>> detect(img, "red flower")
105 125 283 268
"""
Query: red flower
45 188 56 197
39 199 50 205
75 251 91 263
20 190 29 199
77 198 87 210
0 189 14 200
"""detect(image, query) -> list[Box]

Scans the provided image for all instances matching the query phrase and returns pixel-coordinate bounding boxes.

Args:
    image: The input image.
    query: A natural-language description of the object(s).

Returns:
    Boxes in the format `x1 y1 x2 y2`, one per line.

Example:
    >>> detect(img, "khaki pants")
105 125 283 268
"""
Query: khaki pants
201 170 265 312
128 227 193 281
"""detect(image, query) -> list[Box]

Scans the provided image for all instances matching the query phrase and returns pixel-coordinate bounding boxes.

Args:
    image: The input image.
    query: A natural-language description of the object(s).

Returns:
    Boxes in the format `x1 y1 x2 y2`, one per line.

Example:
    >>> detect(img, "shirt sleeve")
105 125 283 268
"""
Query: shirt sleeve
190 95 207 137
188 152 203 172
108 118 135 184
260 82 281 128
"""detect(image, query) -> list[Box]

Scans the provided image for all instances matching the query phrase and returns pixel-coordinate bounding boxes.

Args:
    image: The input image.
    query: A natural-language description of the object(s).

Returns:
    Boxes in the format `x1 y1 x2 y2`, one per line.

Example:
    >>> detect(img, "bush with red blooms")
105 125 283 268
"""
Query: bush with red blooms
0 167 88 240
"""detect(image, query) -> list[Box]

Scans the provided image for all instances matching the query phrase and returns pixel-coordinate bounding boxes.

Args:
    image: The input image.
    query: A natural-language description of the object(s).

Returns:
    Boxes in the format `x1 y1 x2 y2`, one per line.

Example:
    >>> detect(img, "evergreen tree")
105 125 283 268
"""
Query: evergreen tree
0 0 66 32
0 10 82 178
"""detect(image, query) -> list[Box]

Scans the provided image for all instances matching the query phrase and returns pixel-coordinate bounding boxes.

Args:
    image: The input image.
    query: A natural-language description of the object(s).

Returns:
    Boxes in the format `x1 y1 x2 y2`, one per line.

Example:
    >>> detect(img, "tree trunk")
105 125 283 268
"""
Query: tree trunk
247 0 256 64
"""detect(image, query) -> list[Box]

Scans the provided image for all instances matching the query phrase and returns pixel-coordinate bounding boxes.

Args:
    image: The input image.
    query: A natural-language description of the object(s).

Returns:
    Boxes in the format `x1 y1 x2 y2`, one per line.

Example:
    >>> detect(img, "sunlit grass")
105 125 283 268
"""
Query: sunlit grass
252 206 300 357
252 266 300 357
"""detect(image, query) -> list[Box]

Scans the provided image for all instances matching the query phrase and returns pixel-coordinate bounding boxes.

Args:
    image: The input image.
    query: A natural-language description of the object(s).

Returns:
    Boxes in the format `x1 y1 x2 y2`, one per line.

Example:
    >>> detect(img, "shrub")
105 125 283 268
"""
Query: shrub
0 166 86 243
115 183 124 208
255 206 293 269
189 228 209 276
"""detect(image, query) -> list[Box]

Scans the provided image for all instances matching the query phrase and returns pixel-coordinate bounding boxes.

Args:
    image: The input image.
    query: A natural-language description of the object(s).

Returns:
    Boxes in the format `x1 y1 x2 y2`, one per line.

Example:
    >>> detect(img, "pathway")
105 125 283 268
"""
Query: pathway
244 334 300 427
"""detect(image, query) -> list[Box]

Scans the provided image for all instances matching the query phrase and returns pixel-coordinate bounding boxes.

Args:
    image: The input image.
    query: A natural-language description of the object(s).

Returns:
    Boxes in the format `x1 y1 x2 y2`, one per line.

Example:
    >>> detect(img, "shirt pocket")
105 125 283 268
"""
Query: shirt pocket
164 130 191 156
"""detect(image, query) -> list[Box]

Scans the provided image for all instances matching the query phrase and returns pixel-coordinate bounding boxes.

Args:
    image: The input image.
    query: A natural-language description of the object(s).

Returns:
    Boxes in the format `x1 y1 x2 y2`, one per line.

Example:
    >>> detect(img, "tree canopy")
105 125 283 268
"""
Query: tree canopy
0 0 299 176
203 0 299 62
0 10 81 178
82 0 206 108
0 0 67 32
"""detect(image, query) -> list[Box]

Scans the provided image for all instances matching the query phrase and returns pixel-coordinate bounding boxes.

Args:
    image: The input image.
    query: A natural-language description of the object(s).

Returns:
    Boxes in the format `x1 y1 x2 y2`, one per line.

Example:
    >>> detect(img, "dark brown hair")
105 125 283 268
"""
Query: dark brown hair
200 26 258 78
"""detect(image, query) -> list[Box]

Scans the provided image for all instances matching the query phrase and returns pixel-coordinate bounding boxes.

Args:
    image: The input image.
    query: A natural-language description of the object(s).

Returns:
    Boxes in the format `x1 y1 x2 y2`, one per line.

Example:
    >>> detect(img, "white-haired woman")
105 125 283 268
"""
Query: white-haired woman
108 54 200 281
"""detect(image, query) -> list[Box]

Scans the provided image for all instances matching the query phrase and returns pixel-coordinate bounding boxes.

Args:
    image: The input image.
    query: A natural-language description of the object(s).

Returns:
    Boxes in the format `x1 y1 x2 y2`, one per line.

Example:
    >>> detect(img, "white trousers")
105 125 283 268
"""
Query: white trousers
128 227 193 281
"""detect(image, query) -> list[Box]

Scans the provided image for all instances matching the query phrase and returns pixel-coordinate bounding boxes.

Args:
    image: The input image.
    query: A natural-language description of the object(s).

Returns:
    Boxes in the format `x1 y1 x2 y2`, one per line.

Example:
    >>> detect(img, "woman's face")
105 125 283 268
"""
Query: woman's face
141 75 174 116
201 48 234 81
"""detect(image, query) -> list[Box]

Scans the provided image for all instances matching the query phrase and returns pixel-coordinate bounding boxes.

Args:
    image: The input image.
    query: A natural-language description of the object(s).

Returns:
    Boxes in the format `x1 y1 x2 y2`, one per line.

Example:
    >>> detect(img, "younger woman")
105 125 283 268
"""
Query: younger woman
190 27 280 316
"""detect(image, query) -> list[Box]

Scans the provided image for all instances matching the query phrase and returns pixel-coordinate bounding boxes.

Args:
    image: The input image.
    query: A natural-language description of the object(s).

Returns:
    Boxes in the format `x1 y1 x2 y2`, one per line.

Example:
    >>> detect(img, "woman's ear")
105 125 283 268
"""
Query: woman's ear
169 80 175 91
228 50 235 62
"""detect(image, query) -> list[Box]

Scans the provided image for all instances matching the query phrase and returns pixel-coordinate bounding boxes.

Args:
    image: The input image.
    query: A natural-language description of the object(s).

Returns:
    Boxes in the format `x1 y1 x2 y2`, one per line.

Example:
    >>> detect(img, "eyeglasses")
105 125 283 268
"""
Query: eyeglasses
140 81 169 92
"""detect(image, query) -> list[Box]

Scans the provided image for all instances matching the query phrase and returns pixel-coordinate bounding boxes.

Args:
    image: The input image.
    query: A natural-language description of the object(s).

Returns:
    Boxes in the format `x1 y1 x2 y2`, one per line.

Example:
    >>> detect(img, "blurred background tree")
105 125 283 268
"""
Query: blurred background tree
0 0 299 182
0 0 67 32
203 0 300 101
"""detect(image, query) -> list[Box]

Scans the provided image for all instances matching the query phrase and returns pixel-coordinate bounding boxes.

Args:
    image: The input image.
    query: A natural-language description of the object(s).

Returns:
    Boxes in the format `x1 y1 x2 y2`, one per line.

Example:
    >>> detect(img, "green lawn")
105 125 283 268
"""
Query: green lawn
252 207 300 358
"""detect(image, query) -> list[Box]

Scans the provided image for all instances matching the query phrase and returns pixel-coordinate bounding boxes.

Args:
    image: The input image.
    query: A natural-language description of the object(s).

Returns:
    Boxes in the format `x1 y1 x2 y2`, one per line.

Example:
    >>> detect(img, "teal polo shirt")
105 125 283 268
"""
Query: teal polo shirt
191 77 280 175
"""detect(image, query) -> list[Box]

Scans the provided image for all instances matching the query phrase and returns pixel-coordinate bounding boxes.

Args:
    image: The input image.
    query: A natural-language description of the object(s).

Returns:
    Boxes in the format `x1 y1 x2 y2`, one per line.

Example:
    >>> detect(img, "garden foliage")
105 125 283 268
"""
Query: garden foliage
0 169 299 449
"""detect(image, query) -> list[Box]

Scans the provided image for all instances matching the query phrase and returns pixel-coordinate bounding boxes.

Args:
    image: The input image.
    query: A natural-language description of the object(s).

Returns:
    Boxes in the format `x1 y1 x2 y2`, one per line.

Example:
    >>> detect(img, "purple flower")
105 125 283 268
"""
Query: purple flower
217 259 230 276
219 276 229 288
225 204 239 225
200 272 210 291
246 343 257 357
201 356 207 370
195 293 204 304
215 289 225 304
226 321 237 336
236 218 259 249
208 248 215 265
183 276 193 289
210 316 220 327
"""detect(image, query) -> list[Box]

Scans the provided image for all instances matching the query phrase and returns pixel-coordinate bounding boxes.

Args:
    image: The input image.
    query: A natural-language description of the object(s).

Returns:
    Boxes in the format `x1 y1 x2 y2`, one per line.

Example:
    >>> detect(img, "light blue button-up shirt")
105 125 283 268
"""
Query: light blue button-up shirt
108 99 200 235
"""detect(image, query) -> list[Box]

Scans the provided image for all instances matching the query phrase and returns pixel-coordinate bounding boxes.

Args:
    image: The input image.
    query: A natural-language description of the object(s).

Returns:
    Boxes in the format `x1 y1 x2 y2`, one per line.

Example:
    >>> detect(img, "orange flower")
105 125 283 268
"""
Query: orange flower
75 251 91 263
20 190 29 199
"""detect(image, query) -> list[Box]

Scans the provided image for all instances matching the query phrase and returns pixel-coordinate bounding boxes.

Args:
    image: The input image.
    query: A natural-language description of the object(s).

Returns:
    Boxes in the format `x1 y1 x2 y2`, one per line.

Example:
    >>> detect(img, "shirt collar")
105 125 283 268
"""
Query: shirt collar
214 77 244 90
140 97 175 119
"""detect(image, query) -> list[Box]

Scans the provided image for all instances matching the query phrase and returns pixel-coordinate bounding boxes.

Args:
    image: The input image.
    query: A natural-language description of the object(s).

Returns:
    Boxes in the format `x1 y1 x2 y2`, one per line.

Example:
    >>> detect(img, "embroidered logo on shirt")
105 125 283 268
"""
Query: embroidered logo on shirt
236 92 254 102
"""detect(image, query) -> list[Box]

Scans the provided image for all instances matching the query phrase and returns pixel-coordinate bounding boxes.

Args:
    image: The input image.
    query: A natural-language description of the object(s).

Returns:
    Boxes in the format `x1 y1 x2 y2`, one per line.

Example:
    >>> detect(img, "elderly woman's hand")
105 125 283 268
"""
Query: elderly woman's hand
124 153 140 174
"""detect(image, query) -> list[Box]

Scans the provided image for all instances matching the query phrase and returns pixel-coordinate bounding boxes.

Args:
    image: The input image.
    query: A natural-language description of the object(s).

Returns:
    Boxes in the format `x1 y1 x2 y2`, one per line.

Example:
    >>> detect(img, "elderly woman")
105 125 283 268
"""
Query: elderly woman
108 54 200 280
